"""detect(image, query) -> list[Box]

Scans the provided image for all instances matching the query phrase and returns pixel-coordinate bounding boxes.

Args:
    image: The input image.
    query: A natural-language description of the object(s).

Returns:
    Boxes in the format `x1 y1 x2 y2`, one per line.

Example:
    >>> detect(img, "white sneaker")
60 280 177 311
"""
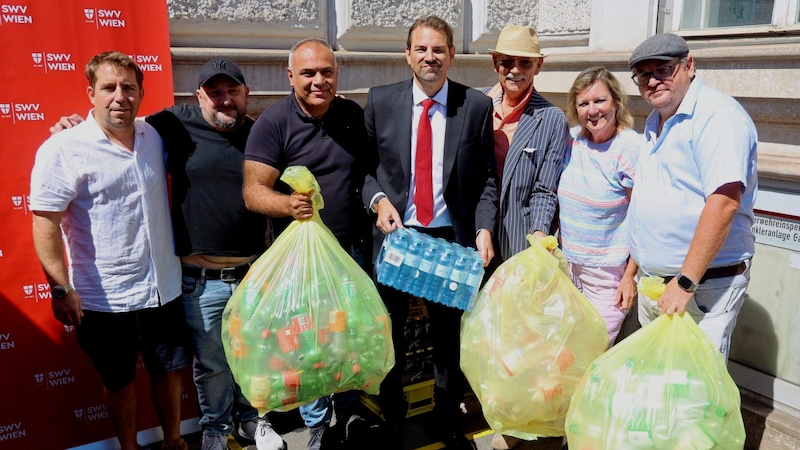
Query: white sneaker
255 418 287 450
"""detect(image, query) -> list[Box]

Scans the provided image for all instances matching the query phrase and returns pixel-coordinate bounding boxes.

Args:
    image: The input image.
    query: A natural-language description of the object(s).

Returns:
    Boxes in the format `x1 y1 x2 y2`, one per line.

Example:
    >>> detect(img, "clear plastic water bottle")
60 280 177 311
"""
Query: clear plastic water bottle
412 237 438 297
377 230 408 288
441 250 469 308
397 231 423 293
425 247 454 302
464 255 485 309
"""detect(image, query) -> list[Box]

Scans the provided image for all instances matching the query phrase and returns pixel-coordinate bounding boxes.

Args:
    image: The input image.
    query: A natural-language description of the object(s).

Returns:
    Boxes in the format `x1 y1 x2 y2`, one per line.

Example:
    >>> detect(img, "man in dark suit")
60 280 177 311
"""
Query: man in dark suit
361 15 498 450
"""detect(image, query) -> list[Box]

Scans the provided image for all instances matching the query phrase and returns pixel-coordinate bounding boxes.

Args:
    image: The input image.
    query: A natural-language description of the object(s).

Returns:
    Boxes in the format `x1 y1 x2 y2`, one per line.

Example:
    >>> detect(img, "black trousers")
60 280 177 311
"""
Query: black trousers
377 226 465 427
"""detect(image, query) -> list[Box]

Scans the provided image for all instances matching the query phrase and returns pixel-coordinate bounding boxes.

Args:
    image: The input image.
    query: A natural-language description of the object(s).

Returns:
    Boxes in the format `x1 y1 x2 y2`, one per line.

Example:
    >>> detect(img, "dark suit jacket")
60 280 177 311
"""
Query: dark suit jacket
362 79 498 260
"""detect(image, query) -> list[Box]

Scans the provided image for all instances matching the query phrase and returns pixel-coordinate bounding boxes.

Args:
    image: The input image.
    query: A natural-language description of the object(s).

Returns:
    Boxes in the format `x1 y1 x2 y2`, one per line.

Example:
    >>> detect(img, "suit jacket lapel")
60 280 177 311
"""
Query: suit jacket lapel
443 81 465 194
395 81 414 187
500 100 542 205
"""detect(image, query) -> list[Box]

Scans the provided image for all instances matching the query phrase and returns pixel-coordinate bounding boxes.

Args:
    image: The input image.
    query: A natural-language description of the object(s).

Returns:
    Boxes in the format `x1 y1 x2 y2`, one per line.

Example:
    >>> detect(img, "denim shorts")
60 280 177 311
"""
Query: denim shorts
76 299 192 392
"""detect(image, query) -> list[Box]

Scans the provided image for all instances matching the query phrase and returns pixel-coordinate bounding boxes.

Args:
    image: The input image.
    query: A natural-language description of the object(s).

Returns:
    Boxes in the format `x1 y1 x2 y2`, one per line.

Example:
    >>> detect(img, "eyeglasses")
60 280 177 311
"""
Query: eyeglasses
498 58 536 70
630 59 682 86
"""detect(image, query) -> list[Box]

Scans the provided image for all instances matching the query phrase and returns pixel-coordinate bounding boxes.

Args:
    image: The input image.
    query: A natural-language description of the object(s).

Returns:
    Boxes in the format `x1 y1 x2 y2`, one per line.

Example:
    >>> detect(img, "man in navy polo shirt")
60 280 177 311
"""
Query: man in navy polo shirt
243 37 371 450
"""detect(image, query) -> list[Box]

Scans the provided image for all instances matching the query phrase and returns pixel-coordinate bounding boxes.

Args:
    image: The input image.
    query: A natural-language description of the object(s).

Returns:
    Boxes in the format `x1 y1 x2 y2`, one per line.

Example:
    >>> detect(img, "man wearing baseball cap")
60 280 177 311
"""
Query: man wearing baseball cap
486 24 570 450
627 33 757 362
50 57 283 450
485 25 569 264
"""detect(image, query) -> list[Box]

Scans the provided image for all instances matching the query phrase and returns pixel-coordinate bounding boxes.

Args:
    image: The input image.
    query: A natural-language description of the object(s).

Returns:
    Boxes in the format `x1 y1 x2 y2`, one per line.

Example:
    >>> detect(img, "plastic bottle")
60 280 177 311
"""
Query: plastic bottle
443 251 470 309
424 247 454 303
247 328 279 408
397 232 423 293
378 230 408 288
412 237 438 296
328 309 347 359
464 255 485 307
239 279 262 321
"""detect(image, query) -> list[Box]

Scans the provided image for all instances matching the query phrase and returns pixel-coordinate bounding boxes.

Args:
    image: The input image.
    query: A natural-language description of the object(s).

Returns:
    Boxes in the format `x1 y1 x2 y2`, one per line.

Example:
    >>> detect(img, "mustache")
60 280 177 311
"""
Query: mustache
505 74 527 81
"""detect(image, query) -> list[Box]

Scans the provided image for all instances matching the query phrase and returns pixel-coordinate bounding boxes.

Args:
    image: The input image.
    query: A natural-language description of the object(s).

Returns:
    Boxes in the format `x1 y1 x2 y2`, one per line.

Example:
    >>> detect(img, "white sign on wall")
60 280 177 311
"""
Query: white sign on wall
752 188 800 252
752 212 800 252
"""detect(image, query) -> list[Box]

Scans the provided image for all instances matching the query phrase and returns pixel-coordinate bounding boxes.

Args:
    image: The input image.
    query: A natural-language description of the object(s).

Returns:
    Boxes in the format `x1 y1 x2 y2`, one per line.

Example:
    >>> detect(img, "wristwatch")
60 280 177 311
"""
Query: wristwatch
51 284 73 299
676 274 698 292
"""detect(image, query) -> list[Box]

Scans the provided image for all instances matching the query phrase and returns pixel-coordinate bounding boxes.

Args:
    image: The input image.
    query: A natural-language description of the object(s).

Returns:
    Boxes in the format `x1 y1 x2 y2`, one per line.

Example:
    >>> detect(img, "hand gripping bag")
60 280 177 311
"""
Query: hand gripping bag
460 236 608 440
565 277 746 449
222 166 395 414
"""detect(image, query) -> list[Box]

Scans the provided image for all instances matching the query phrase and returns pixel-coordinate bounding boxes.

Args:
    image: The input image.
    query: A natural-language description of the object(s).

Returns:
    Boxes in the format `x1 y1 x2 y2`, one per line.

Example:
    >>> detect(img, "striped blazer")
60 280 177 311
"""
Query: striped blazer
494 89 569 260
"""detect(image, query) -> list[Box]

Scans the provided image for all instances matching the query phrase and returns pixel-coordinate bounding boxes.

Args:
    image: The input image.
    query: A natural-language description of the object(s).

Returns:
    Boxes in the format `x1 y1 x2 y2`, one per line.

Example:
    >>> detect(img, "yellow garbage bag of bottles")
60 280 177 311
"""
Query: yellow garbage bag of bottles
460 236 608 440
565 277 745 449
221 166 394 414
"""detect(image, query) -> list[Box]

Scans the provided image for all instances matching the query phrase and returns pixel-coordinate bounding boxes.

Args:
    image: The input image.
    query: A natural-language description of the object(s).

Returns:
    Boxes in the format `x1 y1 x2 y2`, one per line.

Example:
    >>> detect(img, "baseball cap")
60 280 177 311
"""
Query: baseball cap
198 57 246 88
628 33 689 69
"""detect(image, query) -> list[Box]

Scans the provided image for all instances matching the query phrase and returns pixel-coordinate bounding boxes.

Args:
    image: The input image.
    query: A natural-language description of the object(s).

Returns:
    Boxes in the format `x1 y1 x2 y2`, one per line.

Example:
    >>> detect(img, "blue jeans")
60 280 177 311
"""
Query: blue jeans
182 274 258 437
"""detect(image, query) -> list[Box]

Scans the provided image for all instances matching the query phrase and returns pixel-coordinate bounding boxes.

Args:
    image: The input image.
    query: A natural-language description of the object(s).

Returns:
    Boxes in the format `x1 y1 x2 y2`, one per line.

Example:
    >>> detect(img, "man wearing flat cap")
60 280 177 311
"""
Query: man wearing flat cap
485 24 569 262
627 33 757 363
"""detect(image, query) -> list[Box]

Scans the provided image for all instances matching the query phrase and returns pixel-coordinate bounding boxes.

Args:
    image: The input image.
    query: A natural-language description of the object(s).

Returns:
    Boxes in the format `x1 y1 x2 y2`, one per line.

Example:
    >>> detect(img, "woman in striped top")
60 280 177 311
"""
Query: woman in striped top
558 66 642 344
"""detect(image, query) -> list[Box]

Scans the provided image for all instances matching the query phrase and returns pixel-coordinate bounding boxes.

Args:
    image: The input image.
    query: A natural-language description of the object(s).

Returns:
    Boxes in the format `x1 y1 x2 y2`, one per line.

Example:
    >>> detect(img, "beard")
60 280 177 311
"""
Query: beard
213 111 239 130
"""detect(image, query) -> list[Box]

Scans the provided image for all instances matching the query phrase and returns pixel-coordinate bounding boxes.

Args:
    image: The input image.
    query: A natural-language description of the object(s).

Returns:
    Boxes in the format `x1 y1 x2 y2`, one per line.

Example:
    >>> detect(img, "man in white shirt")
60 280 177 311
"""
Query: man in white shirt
30 51 190 450
627 33 757 362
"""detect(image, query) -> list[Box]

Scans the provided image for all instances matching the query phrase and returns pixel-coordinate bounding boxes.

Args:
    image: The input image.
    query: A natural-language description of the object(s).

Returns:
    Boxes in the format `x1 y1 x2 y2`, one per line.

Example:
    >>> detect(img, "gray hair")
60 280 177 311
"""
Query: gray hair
288 38 336 72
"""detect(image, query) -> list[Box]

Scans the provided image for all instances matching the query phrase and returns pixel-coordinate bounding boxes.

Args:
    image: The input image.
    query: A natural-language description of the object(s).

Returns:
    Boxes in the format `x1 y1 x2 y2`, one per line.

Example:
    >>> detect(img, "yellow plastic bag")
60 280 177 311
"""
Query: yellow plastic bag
221 166 395 414
565 277 745 449
460 235 608 440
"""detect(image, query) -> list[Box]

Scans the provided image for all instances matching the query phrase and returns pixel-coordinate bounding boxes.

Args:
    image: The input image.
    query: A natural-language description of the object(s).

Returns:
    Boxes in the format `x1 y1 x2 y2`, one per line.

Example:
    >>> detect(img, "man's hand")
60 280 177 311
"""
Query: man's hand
52 291 83 326
658 277 694 315
50 114 84 134
375 197 403 234
287 191 314 220
476 229 494 266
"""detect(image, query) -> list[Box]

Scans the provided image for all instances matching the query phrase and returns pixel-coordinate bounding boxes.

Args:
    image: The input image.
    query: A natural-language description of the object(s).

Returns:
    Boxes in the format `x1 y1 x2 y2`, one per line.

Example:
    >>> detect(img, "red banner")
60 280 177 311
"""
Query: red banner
0 1 198 448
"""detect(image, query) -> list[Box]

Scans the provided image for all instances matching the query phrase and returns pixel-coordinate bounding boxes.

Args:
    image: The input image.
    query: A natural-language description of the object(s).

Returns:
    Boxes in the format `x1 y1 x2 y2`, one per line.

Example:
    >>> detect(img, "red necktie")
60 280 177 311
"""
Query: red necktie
415 98 435 226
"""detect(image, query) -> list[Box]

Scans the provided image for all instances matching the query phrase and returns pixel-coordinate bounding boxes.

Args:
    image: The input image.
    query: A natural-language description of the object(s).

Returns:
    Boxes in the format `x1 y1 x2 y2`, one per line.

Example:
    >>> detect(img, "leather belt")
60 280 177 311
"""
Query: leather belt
663 261 747 285
181 262 252 283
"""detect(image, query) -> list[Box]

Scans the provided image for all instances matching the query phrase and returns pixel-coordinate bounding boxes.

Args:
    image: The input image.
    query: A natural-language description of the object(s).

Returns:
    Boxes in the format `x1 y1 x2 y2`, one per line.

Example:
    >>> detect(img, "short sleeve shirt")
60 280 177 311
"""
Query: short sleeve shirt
29 112 181 312
244 94 369 248
628 78 758 275
558 127 640 266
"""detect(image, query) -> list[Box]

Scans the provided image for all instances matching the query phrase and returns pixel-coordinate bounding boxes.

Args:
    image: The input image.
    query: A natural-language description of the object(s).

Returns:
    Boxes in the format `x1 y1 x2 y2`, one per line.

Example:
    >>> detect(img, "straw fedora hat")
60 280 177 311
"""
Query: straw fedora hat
488 25 545 58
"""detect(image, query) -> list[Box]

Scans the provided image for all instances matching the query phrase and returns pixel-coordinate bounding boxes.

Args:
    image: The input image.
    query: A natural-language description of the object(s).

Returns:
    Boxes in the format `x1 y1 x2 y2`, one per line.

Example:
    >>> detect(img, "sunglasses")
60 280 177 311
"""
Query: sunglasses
631 59 682 86
498 58 537 70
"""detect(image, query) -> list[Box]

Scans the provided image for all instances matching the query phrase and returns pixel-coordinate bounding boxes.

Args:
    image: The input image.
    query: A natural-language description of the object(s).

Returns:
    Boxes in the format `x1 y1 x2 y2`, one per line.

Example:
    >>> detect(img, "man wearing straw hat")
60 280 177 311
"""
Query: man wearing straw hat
485 25 569 263
485 24 570 450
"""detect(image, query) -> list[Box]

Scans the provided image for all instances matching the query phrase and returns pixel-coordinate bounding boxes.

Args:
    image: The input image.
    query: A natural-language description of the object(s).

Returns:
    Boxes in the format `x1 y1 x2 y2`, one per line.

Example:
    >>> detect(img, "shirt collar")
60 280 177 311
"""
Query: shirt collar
84 109 145 146
412 79 449 107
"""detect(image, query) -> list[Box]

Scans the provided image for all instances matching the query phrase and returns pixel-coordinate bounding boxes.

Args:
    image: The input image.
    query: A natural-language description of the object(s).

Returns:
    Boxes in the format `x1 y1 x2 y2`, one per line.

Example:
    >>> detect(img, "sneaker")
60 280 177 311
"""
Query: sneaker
237 418 259 442
255 418 287 450
490 433 521 450
200 432 228 450
307 423 328 450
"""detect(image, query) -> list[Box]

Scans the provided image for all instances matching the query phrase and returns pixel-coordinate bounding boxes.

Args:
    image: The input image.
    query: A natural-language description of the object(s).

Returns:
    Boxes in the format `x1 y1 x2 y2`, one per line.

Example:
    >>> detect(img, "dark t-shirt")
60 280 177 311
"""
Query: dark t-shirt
146 104 269 257
244 94 370 250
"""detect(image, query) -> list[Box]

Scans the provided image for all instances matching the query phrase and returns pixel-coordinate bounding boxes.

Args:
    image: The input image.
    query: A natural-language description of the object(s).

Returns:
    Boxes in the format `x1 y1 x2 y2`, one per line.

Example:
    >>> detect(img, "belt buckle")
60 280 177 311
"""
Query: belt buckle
220 267 238 283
